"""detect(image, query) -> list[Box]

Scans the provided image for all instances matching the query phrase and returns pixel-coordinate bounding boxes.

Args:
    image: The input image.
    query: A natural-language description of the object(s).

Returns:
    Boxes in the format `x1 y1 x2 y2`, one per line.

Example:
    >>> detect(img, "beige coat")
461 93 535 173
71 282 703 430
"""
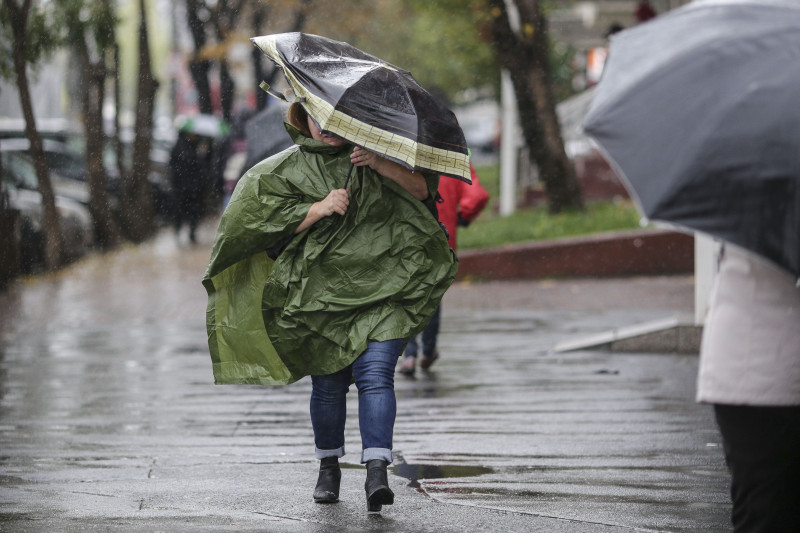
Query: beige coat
697 246 800 406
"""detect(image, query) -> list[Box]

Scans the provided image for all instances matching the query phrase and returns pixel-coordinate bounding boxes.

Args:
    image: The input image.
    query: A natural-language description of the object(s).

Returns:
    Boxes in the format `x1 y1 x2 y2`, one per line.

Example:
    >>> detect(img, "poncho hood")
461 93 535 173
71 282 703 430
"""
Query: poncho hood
203 125 457 385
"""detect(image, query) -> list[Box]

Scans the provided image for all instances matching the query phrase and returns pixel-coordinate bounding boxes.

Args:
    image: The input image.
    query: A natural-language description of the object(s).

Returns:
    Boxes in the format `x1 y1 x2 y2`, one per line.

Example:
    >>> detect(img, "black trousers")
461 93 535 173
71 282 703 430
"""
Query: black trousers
714 404 800 533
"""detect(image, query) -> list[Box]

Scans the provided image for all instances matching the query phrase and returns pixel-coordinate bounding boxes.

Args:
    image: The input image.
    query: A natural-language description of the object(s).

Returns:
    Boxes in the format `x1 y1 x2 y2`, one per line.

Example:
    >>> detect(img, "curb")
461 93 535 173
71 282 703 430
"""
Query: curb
456 228 694 281
553 316 703 355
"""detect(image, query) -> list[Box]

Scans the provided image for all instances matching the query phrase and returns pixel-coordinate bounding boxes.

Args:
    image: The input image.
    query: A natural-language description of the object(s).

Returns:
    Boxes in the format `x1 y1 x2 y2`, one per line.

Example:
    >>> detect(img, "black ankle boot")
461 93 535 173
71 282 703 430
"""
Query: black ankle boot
313 457 341 503
364 459 394 512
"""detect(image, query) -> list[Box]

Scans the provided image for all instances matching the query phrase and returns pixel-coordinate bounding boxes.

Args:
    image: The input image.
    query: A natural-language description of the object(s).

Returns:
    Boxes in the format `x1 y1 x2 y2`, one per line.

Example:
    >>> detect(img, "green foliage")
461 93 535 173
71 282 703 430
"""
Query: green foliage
0 1 63 80
340 0 499 104
407 11 499 101
458 164 644 250
88 1 117 50
53 0 119 49
341 0 579 104
549 38 578 102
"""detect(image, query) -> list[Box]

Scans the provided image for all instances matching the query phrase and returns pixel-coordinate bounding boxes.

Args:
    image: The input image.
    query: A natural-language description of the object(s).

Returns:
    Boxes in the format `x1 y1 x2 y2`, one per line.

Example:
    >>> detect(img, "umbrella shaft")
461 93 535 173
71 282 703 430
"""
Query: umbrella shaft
344 163 354 189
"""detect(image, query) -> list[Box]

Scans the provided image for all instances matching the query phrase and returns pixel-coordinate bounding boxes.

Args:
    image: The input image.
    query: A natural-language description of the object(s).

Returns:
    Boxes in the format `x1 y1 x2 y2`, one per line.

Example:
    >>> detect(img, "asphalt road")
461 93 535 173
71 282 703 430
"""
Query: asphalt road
0 220 731 532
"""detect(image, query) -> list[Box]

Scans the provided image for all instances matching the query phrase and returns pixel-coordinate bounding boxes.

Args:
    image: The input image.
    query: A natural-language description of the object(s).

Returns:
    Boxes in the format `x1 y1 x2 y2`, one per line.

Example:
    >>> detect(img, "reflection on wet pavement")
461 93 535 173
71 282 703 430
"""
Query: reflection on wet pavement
0 221 730 532
393 462 494 483
391 308 729 531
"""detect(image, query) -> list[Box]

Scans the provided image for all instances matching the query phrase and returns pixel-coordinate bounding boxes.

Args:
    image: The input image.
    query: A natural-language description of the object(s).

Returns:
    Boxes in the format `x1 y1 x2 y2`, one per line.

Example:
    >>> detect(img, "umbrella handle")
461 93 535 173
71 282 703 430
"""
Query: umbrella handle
259 81 307 105
259 81 291 103
343 163 354 189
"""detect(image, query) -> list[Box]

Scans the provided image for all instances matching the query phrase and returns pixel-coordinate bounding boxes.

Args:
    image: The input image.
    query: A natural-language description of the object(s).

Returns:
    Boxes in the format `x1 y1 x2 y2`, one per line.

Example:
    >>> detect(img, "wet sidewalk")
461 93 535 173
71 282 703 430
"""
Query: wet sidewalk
0 221 730 532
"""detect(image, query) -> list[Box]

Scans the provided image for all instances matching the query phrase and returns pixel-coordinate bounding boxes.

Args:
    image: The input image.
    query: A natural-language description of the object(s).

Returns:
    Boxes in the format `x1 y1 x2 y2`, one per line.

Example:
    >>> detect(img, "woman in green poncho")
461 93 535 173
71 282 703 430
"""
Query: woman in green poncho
203 102 457 512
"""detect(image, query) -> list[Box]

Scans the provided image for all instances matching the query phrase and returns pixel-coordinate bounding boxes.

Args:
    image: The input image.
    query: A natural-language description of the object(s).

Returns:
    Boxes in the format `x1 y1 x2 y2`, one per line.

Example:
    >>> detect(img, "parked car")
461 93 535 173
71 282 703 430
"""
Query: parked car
102 136 174 223
0 118 82 148
0 139 94 205
0 134 173 224
1 158 94 272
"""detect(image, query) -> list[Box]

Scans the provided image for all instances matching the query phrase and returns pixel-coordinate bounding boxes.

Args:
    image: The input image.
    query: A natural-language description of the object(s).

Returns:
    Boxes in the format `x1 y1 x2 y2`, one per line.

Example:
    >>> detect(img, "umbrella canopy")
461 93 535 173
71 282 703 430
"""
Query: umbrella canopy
583 0 800 279
251 32 471 183
179 114 230 138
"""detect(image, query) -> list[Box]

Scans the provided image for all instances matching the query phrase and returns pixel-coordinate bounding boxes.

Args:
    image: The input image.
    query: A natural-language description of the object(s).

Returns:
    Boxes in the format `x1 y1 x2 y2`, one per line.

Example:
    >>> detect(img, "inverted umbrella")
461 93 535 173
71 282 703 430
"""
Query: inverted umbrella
583 0 800 280
251 32 471 183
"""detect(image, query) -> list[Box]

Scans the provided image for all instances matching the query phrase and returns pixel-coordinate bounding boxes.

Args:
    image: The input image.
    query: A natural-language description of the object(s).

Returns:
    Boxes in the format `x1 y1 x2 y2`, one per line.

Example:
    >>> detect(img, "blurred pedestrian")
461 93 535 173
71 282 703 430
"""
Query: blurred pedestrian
203 102 456 512
169 130 208 243
635 1 657 23
697 245 800 532
398 164 489 376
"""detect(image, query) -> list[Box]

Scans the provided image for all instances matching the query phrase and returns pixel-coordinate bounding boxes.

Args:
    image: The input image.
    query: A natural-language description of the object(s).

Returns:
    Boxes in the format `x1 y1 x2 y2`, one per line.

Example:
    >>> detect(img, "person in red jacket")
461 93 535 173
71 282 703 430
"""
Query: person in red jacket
398 164 489 375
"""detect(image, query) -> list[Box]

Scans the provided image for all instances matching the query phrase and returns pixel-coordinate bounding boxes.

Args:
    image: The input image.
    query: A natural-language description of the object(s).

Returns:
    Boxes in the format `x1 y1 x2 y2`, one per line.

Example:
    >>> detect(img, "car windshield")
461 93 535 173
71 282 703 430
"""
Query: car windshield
44 150 85 181
1 152 39 189
1 166 17 189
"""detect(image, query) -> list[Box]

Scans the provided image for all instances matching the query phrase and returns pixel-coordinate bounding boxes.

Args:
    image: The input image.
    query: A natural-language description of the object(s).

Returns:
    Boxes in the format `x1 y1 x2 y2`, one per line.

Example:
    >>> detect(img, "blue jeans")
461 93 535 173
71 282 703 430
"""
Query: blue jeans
404 305 441 358
310 339 403 464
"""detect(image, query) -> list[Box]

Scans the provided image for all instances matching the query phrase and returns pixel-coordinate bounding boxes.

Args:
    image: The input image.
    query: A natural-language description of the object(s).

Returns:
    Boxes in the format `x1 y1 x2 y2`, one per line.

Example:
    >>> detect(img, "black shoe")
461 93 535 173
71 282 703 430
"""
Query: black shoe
364 459 394 512
419 350 439 370
313 457 341 503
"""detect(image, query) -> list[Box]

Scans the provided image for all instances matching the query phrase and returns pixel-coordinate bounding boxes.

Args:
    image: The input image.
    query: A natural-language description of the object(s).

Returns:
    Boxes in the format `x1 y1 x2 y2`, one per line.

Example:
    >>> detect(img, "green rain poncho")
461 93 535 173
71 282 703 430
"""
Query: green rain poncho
203 126 458 385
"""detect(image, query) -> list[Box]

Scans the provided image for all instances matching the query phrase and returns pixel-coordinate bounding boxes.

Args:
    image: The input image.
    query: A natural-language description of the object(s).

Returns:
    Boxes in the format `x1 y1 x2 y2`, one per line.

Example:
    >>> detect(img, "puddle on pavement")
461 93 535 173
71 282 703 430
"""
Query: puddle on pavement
392 462 494 483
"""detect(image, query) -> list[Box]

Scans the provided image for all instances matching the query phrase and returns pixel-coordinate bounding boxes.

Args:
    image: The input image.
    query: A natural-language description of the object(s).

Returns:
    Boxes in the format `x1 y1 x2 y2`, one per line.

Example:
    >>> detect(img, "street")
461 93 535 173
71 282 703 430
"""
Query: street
0 220 731 532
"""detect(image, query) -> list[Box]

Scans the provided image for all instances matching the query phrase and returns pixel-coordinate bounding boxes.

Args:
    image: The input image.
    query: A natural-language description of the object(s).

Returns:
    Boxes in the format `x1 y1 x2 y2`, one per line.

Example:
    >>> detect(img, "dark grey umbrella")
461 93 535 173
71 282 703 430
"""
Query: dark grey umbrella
583 0 800 280
243 101 293 171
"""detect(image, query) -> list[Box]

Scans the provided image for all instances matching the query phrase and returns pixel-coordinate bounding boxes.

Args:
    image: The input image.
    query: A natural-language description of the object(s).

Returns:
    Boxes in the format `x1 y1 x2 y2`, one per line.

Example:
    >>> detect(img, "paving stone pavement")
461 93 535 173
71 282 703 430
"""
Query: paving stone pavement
0 220 731 532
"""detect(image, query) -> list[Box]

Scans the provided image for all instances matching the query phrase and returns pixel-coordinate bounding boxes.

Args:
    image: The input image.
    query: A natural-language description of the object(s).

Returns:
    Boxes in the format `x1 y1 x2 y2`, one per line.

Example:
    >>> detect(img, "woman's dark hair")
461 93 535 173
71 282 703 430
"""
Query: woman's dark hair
287 102 312 138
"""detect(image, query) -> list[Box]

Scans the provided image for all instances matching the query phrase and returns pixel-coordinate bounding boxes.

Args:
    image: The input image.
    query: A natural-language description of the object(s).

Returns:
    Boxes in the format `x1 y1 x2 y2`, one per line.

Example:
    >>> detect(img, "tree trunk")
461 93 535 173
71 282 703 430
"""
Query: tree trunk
0 128 21 285
112 43 126 192
76 38 122 249
251 5 268 111
250 4 280 111
213 0 245 122
488 0 583 213
219 61 234 121
5 0 63 270
119 0 158 242
186 0 213 115
189 60 213 115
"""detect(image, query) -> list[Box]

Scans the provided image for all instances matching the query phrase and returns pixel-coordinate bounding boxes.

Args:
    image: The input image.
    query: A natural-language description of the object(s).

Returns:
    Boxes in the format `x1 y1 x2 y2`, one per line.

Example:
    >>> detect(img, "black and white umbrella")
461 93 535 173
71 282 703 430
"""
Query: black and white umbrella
251 32 471 183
